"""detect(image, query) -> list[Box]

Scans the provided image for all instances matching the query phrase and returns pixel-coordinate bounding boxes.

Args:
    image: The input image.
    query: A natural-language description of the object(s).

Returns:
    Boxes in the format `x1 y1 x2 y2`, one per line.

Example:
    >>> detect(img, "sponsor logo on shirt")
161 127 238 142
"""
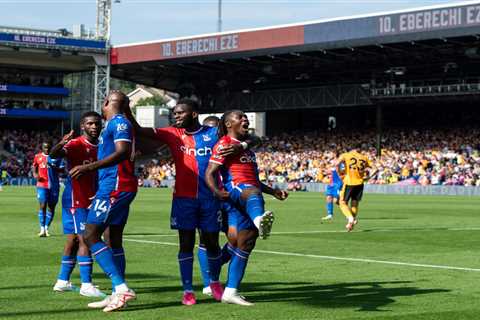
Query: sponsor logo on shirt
240 154 256 163
180 146 212 156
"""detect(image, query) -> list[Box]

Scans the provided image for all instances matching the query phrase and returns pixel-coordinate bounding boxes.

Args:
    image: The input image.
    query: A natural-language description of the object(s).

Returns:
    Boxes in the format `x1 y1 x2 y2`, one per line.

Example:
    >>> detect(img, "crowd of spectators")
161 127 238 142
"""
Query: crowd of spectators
0 69 65 111
255 128 480 187
0 98 64 110
2 127 479 188
139 128 480 188
0 71 63 87
0 129 53 178
137 159 175 188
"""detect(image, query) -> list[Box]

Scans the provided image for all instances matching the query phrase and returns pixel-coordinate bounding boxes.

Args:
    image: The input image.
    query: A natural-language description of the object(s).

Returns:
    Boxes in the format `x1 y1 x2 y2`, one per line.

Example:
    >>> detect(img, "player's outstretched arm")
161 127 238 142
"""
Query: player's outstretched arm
121 100 158 141
50 130 74 159
261 182 288 201
245 134 262 149
69 141 131 179
335 155 345 177
364 167 379 183
31 160 39 180
205 162 230 201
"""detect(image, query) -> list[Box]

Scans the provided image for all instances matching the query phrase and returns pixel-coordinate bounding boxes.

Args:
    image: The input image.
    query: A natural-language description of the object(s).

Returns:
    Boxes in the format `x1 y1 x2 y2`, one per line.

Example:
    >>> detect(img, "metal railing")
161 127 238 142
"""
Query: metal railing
371 83 480 97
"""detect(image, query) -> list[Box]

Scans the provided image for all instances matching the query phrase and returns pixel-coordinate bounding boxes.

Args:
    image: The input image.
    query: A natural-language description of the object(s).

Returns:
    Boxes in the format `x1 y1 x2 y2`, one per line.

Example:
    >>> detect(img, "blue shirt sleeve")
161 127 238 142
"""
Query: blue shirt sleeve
111 116 132 143
48 156 63 169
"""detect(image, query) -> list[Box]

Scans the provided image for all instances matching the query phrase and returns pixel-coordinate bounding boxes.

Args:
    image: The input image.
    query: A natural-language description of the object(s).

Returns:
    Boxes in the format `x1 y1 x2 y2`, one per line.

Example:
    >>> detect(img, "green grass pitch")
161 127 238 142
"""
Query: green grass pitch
1 186 480 319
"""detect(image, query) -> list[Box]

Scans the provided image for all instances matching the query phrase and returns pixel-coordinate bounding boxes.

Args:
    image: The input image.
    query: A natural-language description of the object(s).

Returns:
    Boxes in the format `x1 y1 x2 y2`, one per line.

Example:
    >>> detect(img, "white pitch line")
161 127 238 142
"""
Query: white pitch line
271 227 480 234
125 238 178 246
124 238 480 273
124 227 480 238
124 234 177 237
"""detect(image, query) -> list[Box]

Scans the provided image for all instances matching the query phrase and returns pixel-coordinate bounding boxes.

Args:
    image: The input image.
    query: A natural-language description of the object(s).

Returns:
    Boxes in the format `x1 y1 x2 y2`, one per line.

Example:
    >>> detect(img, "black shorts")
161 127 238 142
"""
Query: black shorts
341 184 364 202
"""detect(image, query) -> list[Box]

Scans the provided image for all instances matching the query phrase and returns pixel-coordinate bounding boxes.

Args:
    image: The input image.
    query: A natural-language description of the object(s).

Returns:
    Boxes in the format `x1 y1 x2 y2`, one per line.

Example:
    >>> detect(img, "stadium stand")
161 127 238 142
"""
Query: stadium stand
0 129 55 179
137 127 480 188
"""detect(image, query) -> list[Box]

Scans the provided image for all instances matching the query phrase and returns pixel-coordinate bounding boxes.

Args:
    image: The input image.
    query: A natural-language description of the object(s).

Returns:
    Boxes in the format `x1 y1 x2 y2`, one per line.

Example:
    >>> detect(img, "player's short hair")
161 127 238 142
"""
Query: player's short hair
218 109 243 138
176 98 199 112
80 111 101 123
202 115 220 127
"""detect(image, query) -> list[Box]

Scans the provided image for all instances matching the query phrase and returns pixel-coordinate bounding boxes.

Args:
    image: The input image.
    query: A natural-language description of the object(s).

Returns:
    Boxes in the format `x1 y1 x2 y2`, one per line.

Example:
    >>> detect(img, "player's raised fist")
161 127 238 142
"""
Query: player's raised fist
61 130 74 144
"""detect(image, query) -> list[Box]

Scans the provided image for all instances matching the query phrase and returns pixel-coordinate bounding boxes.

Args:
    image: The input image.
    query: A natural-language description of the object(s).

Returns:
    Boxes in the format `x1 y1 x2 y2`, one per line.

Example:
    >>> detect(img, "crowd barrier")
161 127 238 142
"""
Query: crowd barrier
6 178 480 196
6 177 36 186
143 180 480 196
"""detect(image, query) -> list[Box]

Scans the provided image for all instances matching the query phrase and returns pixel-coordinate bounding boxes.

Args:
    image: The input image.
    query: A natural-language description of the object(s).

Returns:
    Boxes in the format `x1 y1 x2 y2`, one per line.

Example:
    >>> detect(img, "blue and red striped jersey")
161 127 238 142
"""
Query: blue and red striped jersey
154 125 218 199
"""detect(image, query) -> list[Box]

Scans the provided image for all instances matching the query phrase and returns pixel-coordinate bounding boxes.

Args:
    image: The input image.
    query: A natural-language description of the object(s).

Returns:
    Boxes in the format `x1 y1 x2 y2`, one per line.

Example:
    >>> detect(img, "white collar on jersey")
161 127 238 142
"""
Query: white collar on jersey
81 136 98 147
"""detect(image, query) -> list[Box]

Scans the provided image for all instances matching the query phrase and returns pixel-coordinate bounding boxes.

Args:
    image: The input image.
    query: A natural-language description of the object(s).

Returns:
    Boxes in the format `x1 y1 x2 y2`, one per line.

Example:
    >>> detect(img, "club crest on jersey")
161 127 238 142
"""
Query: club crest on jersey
117 123 128 132
202 134 211 142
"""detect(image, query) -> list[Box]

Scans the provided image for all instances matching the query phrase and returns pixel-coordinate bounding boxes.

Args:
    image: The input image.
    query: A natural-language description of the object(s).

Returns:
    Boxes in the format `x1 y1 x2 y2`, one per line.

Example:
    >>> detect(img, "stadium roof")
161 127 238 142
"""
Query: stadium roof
0 26 106 73
111 1 480 104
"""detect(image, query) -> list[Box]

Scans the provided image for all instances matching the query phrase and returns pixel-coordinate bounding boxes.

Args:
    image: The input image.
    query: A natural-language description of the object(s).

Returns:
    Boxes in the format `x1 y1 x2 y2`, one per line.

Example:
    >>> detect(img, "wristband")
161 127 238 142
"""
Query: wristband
240 141 248 150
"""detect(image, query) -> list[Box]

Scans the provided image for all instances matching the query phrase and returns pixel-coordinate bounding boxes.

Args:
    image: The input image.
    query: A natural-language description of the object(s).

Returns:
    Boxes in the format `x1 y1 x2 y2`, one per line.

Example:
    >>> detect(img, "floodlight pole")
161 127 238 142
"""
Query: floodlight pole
94 0 112 113
217 0 222 32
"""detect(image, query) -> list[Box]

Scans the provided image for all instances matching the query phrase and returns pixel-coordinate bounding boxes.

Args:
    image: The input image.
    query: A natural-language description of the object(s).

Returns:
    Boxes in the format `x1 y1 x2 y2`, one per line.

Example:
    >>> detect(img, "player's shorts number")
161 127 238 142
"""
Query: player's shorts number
93 199 109 217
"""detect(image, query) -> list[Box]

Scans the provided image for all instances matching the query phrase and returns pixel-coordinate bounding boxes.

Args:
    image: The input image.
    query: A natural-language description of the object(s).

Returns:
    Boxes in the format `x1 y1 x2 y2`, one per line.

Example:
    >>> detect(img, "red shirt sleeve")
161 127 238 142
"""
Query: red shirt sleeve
154 127 176 145
63 139 80 159
209 137 229 165
32 155 39 168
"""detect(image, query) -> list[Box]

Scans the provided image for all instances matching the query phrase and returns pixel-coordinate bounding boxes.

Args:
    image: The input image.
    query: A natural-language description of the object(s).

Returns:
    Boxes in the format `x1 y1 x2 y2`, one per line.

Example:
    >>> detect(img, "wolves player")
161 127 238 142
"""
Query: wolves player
49 111 104 298
32 142 63 237
321 167 343 221
336 144 376 232
123 99 257 305
205 110 288 305
69 91 137 312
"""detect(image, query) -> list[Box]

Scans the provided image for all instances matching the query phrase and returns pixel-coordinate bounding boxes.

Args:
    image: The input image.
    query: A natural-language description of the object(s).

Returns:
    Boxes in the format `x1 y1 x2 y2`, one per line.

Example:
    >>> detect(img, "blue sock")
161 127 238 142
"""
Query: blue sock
207 248 222 283
226 248 250 289
245 194 265 222
221 243 234 265
77 255 93 284
178 252 194 291
57 255 76 281
91 242 125 287
327 202 334 216
46 210 53 227
38 210 45 228
112 248 126 278
197 245 210 288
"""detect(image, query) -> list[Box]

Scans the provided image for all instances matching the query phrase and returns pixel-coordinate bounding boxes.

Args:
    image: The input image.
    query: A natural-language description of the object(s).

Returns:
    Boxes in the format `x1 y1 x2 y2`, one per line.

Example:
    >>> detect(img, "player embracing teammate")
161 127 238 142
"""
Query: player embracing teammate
205 110 288 305
123 101 285 306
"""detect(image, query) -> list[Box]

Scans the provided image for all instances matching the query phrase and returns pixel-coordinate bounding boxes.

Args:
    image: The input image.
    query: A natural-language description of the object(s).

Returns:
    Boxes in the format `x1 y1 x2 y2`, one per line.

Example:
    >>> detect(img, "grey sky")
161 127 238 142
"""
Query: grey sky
0 0 470 45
